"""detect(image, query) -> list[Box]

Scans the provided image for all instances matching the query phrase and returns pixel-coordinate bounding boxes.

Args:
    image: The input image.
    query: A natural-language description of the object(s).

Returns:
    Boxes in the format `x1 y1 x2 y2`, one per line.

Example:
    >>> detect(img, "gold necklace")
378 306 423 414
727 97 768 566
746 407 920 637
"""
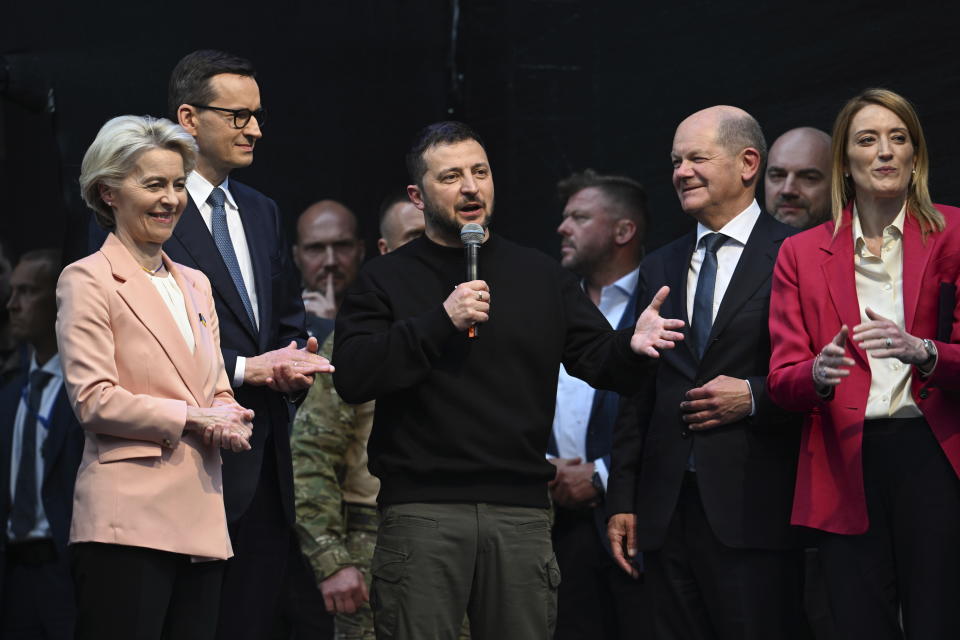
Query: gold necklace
141 262 164 275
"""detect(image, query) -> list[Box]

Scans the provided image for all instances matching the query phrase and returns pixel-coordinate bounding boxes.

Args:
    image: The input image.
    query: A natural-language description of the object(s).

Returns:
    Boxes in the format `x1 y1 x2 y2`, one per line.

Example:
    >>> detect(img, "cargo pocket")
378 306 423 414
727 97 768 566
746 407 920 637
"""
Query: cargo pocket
544 553 561 637
370 545 407 638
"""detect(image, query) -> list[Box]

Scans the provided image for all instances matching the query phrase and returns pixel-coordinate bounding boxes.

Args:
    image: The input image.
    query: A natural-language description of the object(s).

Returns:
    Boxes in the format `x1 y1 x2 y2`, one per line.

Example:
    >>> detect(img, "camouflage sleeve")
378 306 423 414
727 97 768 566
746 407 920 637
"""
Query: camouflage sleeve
292 333 356 583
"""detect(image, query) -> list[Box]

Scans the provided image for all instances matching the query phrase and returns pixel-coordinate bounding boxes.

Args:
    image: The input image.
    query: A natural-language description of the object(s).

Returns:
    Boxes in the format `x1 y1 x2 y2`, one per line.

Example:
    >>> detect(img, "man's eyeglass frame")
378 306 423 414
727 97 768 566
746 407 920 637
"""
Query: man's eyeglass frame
190 104 266 129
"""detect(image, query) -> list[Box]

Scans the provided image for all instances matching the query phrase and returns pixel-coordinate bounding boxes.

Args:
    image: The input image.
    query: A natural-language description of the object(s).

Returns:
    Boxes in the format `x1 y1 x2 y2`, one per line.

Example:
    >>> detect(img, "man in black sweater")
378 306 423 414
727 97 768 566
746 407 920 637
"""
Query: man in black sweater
333 122 682 640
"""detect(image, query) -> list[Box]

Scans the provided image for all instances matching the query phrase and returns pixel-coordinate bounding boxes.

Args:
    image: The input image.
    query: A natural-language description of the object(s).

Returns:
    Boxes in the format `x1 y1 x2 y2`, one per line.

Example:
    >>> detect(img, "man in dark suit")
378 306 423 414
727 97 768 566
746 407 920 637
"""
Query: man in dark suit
1 249 83 639
162 50 332 640
548 169 648 639
606 106 807 639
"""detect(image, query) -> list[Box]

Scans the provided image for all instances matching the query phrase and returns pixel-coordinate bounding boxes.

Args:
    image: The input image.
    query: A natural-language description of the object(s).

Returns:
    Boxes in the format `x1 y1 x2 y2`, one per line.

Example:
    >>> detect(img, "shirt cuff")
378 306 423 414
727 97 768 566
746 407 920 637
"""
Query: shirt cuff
232 356 246 388
745 379 756 416
594 458 609 490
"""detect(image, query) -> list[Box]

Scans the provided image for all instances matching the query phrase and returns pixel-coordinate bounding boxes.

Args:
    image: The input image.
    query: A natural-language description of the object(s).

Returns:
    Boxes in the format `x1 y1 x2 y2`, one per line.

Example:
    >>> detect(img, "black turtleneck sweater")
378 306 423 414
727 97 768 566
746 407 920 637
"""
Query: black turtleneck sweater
332 233 649 508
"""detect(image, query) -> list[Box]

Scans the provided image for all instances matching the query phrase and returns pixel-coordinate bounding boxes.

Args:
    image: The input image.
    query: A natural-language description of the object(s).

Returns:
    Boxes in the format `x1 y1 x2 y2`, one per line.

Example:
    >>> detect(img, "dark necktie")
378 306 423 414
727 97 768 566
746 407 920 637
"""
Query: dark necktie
10 369 52 539
209 187 257 328
691 233 728 358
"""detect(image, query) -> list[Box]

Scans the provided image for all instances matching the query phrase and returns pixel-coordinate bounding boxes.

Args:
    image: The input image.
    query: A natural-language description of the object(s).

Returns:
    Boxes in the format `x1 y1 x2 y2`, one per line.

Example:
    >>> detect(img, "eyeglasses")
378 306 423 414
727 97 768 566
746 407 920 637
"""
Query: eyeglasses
190 104 266 129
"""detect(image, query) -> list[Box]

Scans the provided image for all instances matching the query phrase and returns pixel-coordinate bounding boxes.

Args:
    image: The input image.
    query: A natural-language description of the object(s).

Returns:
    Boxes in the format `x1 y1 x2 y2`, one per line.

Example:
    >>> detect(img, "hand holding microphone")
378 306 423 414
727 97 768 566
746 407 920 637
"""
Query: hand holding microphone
443 280 490 331
453 223 487 338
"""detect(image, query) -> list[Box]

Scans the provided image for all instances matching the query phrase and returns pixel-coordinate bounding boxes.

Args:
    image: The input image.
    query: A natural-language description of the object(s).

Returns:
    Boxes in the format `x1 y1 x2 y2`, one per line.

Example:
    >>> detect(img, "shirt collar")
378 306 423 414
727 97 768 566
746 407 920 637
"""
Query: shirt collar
695 199 761 249
29 353 62 380
187 171 237 210
852 202 906 249
606 266 639 298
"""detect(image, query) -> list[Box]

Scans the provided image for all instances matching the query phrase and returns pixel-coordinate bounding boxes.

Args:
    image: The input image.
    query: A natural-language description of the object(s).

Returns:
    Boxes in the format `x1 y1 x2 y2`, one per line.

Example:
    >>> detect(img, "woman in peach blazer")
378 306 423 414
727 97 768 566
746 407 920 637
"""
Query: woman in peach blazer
57 116 254 640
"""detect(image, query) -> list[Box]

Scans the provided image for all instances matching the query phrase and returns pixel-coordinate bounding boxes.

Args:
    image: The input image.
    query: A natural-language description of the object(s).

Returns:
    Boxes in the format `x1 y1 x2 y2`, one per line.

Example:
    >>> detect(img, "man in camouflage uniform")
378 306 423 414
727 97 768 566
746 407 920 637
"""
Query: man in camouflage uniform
292 194 425 639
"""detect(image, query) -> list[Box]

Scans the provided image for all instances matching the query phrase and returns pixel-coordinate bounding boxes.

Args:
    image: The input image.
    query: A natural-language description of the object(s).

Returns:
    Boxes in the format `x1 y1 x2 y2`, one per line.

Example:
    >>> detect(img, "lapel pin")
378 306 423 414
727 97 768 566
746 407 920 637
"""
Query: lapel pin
199 313 207 327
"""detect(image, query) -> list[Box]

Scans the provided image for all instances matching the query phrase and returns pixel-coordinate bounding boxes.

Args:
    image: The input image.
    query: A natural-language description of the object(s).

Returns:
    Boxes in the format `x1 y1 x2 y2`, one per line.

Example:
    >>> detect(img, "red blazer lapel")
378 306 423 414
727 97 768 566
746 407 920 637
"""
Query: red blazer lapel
820 205 869 368
901 213 937 334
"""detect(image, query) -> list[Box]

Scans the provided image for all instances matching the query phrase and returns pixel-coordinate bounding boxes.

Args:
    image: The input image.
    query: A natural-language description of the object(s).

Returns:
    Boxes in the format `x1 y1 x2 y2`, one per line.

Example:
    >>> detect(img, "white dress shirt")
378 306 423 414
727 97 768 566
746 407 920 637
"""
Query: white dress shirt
7 354 63 541
187 171 260 386
149 272 196 353
852 204 921 419
686 200 761 415
551 268 639 488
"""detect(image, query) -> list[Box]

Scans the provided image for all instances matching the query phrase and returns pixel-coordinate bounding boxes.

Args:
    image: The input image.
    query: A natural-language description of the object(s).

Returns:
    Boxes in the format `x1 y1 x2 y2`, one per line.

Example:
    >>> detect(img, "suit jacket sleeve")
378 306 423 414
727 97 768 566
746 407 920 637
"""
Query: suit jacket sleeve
56 260 187 446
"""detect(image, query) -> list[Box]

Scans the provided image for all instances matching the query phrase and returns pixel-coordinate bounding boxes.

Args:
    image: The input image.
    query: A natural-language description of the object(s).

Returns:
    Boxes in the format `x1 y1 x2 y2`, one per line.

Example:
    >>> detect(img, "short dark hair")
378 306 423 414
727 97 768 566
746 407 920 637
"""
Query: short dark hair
18 248 62 287
557 169 648 236
168 50 256 120
405 121 485 186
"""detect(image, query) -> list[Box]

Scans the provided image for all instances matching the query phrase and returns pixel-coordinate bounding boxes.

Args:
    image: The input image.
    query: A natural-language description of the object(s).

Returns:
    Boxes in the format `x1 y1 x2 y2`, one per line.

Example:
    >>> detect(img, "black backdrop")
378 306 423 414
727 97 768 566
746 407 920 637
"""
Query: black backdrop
2 1 958 263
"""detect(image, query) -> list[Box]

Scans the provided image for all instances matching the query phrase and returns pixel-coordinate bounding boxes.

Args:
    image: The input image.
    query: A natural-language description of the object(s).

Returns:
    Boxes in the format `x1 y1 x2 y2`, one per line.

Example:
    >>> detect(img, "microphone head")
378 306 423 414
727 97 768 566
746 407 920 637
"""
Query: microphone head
460 223 485 246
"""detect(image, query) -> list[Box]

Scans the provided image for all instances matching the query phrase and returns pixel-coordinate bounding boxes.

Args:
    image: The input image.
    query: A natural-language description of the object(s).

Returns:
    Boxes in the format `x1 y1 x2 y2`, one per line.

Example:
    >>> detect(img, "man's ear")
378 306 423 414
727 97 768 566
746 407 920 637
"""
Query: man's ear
613 218 637 246
377 238 389 255
292 244 301 270
741 147 762 184
178 104 199 135
407 184 425 211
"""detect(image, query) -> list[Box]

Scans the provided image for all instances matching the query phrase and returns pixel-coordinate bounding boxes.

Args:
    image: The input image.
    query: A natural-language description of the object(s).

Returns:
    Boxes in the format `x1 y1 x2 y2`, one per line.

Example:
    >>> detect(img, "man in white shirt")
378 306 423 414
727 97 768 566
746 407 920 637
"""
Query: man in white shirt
607 106 807 639
163 49 333 640
549 170 647 640
1 249 83 639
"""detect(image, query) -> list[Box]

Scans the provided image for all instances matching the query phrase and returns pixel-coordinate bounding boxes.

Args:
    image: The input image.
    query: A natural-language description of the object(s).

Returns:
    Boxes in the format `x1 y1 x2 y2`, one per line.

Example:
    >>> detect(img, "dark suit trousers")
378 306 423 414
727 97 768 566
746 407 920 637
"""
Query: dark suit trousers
217 433 291 640
817 417 960 640
72 542 224 640
2 540 75 639
645 473 808 640
552 506 647 640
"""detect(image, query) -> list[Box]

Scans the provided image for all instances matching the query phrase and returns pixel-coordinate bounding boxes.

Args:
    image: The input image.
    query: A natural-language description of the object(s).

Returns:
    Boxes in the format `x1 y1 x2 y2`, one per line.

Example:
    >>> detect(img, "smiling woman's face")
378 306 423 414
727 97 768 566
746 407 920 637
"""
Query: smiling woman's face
845 104 915 201
103 148 187 248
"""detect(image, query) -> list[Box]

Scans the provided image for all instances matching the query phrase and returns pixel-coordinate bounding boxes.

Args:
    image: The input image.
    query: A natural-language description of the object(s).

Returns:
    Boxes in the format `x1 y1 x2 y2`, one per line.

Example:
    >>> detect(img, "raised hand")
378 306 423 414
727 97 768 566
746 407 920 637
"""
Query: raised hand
813 325 855 390
630 286 685 357
302 273 338 321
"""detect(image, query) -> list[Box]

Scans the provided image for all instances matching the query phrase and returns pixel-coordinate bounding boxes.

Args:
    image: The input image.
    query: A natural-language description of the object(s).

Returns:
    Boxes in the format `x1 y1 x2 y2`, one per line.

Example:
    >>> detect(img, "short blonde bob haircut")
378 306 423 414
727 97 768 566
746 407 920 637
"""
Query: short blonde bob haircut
79 115 198 230
830 88 942 236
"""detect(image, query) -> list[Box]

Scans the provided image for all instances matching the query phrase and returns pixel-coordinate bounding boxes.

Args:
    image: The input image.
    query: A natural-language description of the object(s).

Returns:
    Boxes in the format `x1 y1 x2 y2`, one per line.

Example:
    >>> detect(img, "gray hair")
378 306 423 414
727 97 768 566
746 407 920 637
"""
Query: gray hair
79 115 198 230
716 112 767 166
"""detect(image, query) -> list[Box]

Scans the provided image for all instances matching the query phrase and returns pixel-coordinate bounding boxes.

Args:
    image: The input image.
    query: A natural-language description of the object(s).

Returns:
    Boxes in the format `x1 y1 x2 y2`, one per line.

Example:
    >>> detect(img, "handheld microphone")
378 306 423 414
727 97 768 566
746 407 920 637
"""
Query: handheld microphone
460 223 484 339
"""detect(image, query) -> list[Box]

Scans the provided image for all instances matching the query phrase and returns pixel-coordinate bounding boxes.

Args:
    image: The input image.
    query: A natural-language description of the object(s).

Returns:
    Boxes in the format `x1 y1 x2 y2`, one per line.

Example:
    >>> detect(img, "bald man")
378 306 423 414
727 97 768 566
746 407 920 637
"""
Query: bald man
293 200 365 342
765 127 832 229
377 194 425 255
607 106 806 639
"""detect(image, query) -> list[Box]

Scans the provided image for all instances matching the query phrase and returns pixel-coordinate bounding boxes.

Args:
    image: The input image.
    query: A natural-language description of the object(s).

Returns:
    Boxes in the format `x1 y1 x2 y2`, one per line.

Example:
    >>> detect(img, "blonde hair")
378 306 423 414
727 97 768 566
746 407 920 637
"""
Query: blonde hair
830 88 942 236
79 115 198 230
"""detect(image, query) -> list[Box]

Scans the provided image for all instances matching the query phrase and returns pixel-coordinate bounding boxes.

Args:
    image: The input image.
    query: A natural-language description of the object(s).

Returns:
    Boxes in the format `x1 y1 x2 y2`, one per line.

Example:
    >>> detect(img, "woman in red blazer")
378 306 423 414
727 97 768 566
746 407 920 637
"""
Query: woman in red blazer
768 89 960 639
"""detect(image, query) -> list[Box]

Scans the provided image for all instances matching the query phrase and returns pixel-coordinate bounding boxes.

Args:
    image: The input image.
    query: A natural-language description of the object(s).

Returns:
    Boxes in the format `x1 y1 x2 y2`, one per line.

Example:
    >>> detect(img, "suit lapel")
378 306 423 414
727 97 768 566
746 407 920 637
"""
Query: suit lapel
101 235 206 406
706 213 778 352
821 208 869 368
665 232 697 362
901 214 937 333
170 197 259 341
233 185 271 352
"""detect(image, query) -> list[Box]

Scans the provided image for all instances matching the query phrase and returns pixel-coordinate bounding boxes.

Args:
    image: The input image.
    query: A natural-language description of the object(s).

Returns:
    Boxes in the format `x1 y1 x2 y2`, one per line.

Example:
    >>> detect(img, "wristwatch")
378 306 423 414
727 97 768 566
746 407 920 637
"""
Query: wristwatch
920 338 937 367
591 470 605 496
